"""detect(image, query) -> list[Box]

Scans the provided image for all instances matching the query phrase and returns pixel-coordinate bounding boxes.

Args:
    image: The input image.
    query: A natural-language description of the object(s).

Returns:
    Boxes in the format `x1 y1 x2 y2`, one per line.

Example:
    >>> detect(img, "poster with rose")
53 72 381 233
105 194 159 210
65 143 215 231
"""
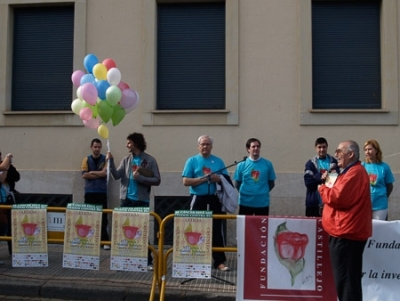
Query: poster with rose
12 204 48 267
63 203 102 270
110 207 150 272
236 216 337 301
172 210 212 279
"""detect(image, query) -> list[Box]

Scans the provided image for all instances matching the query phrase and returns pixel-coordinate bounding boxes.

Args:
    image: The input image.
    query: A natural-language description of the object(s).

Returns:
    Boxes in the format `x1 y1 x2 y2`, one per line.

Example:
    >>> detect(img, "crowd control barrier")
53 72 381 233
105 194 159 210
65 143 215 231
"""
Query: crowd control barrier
0 204 239 301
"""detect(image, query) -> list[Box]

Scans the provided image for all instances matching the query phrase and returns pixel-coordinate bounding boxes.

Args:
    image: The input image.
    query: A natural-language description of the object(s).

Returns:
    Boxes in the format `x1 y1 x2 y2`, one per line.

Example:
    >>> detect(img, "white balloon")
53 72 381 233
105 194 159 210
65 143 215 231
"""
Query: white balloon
107 68 121 86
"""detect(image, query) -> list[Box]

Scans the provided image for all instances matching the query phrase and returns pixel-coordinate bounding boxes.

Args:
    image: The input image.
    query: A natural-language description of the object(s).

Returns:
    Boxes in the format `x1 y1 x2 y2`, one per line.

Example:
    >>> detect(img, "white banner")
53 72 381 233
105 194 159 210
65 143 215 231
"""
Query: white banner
362 220 400 301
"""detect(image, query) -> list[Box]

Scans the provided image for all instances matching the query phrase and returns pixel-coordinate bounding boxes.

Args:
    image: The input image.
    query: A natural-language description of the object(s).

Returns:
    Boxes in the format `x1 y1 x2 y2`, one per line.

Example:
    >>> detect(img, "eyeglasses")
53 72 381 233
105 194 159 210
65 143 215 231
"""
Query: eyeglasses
199 143 211 147
335 149 343 154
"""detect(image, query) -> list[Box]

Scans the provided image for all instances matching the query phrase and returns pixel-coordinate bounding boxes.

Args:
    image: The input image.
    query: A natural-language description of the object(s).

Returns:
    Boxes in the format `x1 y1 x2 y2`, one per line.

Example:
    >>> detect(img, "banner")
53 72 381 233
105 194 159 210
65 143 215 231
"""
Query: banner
237 216 336 301
362 220 400 301
11 204 48 267
63 203 102 270
172 210 213 279
110 207 150 272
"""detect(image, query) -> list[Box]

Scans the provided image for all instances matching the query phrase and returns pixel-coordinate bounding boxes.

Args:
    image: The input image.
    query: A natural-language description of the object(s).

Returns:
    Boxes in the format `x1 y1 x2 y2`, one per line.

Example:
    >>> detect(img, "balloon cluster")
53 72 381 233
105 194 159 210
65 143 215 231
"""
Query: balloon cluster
71 54 139 139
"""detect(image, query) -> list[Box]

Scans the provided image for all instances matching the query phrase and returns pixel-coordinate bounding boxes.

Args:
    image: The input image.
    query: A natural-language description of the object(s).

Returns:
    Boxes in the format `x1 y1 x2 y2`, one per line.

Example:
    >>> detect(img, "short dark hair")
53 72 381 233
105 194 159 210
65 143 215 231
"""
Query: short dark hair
91 138 102 147
246 138 261 149
315 137 328 146
127 132 147 152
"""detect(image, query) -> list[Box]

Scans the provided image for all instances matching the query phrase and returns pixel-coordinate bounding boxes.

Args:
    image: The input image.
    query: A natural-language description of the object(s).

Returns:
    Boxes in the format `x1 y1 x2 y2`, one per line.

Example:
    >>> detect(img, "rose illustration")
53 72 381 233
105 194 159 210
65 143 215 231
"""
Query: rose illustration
184 231 203 246
122 226 139 239
202 166 211 175
274 222 309 286
22 223 38 236
184 224 204 255
369 173 377 185
251 169 260 181
75 224 92 238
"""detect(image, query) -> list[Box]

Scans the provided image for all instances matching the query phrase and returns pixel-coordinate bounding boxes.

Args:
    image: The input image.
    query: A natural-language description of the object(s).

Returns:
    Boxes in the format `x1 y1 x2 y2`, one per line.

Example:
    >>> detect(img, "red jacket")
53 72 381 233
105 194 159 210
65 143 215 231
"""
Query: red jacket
319 161 372 241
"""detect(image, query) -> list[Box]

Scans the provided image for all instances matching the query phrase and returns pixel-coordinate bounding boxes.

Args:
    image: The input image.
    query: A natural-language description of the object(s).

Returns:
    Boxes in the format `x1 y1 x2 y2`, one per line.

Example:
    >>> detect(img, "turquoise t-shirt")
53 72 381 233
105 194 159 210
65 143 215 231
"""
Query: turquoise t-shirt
126 156 149 202
234 157 276 208
362 162 395 210
317 157 330 173
182 154 228 195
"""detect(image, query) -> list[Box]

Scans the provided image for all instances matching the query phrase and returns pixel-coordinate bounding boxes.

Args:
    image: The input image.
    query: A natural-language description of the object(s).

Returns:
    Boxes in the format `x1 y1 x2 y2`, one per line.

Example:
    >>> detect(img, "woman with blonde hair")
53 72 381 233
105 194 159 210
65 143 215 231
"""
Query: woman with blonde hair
362 140 394 220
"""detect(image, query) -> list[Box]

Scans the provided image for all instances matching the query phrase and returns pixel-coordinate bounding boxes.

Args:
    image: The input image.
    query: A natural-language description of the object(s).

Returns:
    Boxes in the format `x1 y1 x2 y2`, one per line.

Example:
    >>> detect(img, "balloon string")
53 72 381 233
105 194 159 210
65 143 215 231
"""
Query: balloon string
107 138 110 184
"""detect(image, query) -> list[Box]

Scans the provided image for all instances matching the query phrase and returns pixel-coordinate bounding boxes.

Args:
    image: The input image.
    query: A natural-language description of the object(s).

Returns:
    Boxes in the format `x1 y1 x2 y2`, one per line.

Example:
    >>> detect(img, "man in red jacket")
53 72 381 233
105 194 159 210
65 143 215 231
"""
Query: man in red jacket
318 140 372 301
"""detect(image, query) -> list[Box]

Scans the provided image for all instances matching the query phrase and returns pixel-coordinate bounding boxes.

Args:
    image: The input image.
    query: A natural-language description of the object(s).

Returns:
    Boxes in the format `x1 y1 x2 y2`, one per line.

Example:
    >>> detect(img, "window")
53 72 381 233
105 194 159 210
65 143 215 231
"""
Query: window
0 0 87 126
143 0 239 126
157 2 225 110
312 1 381 109
299 0 399 125
12 5 74 111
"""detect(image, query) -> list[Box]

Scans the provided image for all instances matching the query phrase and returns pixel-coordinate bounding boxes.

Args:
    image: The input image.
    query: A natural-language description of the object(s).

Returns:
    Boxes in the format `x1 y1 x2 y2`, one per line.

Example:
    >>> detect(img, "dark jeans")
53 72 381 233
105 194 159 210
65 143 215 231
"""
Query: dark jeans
239 204 269 216
191 194 227 268
306 206 321 217
120 199 153 265
84 193 109 242
329 236 367 301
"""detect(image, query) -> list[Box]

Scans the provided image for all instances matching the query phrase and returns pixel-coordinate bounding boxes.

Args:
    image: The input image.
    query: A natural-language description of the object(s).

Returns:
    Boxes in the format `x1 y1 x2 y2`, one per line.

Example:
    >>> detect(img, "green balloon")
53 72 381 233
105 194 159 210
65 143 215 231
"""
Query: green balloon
106 86 122 106
97 101 113 123
111 105 126 126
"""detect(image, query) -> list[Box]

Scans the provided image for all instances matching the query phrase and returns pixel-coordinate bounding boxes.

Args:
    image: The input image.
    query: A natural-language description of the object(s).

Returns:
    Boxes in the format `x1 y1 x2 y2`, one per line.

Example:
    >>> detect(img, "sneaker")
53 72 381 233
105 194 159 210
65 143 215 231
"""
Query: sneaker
103 245 111 250
147 265 154 271
217 264 230 271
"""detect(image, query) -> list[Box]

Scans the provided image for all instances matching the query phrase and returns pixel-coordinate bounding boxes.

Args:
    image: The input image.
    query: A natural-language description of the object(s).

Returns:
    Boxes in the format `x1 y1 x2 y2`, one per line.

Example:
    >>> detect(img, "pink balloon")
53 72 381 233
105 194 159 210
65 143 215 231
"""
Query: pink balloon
118 81 130 91
83 118 100 129
80 83 98 105
120 89 138 109
79 107 93 121
71 70 85 87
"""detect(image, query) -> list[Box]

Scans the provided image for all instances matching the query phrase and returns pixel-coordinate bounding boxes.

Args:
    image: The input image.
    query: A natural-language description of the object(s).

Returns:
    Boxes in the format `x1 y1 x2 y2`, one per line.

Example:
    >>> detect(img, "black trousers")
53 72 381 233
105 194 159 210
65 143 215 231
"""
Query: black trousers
84 193 109 241
239 204 269 216
305 206 321 217
329 236 367 301
191 194 226 268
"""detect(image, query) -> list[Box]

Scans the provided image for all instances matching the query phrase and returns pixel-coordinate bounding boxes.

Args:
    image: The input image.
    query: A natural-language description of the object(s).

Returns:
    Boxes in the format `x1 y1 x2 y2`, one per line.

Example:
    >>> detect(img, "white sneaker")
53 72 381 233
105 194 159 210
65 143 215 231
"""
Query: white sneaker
103 245 110 250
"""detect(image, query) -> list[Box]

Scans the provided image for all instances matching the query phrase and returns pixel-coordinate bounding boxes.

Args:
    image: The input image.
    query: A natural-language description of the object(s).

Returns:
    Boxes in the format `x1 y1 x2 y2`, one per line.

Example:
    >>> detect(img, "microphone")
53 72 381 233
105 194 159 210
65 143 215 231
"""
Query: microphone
329 163 337 171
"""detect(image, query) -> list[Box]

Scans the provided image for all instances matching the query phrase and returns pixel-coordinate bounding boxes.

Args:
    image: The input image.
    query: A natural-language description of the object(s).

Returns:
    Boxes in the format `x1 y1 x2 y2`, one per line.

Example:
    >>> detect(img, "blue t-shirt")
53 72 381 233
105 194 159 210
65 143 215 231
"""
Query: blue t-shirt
126 156 149 202
362 162 395 210
317 157 330 173
182 154 228 195
234 157 276 208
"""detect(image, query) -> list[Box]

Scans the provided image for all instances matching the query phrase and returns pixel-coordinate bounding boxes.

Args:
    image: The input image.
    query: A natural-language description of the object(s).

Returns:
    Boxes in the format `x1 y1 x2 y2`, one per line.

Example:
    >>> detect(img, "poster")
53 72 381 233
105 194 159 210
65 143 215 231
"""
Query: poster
172 210 212 279
236 216 337 301
11 204 48 267
110 207 150 272
63 203 102 270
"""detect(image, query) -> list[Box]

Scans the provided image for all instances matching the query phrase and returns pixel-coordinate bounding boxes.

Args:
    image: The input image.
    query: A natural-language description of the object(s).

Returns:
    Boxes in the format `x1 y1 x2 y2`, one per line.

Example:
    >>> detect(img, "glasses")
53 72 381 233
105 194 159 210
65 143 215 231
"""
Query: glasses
335 149 343 154
199 143 211 147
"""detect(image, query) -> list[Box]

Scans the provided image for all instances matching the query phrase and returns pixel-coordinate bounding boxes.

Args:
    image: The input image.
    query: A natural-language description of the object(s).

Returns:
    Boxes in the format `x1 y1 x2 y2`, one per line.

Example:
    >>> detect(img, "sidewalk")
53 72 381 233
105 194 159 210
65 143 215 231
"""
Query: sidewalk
0 242 237 301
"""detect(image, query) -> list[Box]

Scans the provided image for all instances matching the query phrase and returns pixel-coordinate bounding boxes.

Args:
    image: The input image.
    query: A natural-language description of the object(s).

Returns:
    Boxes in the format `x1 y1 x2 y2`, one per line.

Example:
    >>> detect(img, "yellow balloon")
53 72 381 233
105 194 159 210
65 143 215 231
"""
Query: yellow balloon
97 124 109 139
93 63 107 80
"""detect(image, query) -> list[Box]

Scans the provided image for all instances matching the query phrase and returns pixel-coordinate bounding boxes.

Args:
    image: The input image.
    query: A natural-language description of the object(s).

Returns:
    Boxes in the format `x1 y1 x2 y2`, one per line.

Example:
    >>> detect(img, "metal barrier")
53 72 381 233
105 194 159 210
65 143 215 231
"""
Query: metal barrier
157 213 237 301
0 205 238 301
0 205 163 301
